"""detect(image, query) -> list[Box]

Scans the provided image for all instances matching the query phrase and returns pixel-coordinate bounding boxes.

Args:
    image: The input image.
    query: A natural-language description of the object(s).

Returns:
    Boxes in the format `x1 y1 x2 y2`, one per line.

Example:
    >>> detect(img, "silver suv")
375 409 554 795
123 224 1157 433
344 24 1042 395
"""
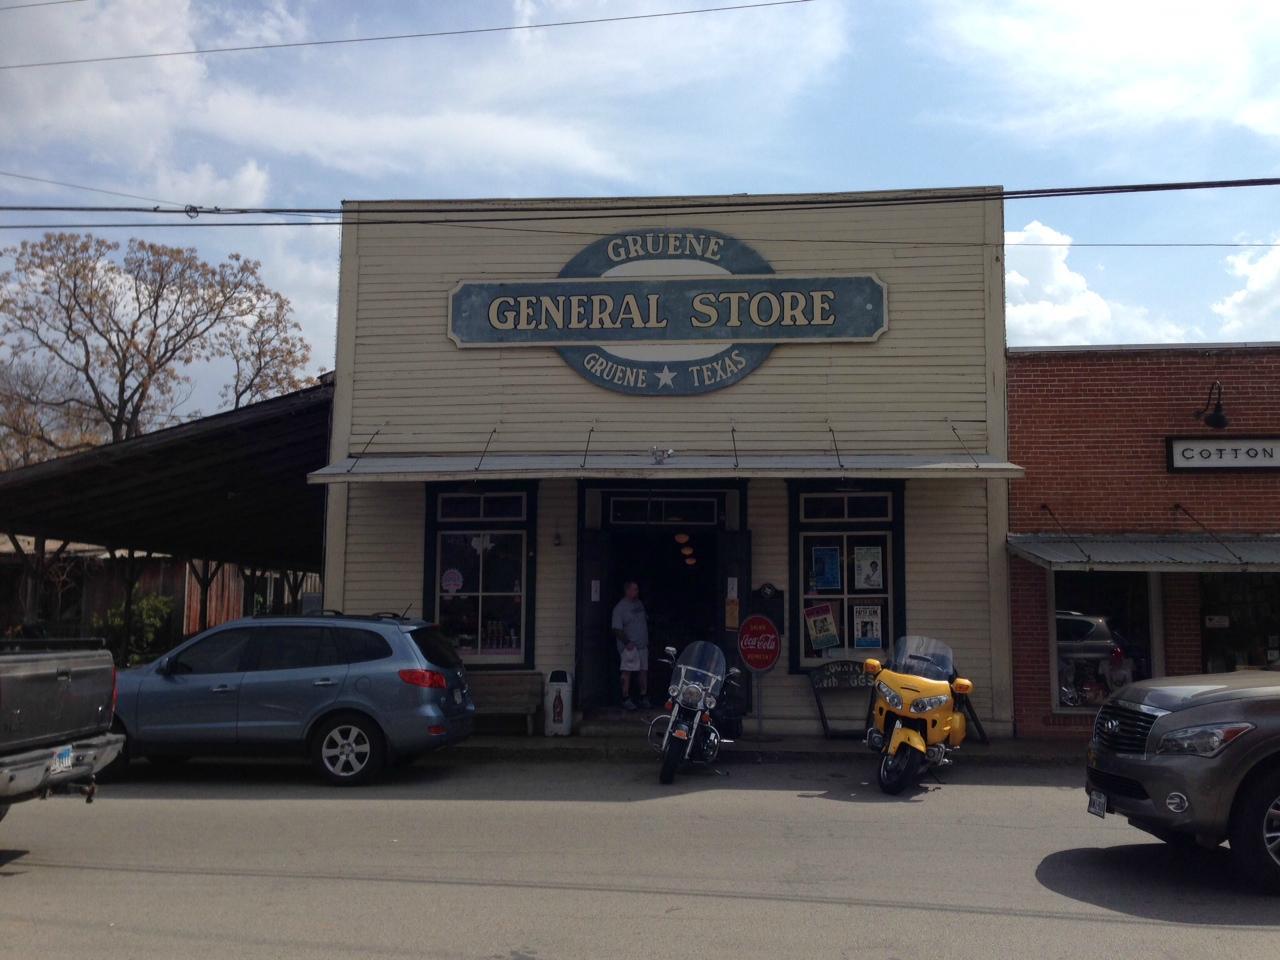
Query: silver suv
1086 669 1280 892
114 614 474 784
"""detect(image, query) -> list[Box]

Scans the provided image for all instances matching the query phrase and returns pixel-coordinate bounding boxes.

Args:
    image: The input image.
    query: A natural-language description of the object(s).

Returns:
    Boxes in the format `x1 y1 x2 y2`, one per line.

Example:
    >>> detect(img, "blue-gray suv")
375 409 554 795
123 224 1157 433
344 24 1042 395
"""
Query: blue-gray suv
113 615 474 784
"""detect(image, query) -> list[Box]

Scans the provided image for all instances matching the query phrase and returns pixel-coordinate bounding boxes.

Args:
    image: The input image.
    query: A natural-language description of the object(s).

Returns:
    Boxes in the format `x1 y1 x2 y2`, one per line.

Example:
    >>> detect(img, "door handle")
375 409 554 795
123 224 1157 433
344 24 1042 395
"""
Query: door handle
56 669 72 681
313 679 337 687
210 684 235 694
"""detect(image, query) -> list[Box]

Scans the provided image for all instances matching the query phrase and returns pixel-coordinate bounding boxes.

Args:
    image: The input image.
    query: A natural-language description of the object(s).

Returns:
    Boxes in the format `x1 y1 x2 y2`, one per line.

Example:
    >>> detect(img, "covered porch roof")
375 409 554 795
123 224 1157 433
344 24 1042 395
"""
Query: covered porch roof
0 381 333 572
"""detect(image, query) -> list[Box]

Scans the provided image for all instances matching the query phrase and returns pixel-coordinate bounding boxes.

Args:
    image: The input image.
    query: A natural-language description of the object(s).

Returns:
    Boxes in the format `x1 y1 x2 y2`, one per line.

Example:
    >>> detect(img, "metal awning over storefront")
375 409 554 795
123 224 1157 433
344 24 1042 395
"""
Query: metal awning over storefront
309 452 1024 484
1008 534 1280 572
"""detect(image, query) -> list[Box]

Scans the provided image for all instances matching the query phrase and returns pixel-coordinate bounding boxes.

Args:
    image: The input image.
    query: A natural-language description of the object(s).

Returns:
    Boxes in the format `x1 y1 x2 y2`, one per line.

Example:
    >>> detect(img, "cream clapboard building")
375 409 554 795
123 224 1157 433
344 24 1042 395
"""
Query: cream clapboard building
311 189 1021 735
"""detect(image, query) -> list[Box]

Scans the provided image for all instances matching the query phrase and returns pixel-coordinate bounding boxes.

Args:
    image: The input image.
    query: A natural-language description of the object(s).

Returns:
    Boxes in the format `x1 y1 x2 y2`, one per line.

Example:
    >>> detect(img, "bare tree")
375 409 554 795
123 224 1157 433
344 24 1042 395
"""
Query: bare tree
0 233 310 451
0 356 105 468
216 291 314 409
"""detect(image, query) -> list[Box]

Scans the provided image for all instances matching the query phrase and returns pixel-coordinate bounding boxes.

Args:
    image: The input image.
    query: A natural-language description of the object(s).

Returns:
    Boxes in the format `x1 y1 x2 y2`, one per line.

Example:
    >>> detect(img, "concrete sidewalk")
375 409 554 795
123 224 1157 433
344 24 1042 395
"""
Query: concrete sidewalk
451 731 1087 766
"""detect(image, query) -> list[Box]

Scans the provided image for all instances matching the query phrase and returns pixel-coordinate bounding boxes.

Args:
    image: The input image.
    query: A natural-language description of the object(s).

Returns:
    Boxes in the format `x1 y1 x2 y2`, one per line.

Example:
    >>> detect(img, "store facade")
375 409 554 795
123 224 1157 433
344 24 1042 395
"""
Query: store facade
1007 344 1280 739
311 190 1019 735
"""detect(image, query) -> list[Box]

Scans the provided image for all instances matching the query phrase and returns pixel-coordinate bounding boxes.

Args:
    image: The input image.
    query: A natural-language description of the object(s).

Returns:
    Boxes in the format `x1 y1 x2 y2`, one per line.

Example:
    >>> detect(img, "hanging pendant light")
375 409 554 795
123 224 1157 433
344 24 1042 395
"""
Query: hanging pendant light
674 533 690 544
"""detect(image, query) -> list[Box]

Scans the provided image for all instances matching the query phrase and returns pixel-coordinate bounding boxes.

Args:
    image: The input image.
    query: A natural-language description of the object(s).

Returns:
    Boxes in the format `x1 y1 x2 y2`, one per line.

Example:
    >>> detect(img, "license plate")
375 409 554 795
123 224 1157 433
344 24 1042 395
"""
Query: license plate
50 746 74 775
453 688 463 704
1088 789 1107 819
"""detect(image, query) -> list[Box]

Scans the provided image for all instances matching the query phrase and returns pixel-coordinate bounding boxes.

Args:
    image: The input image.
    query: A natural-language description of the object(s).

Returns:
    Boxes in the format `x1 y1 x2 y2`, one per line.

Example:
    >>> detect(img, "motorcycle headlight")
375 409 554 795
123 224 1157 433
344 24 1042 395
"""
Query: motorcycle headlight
668 684 680 698
704 695 716 710
1156 723 1253 757
678 683 705 708
876 680 903 710
910 694 951 714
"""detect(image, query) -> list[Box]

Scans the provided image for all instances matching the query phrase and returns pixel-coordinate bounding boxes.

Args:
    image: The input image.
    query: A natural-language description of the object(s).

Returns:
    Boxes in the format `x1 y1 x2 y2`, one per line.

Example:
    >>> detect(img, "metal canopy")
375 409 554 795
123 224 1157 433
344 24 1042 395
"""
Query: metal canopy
0 382 332 571
1008 533 1280 572
309 452 1023 483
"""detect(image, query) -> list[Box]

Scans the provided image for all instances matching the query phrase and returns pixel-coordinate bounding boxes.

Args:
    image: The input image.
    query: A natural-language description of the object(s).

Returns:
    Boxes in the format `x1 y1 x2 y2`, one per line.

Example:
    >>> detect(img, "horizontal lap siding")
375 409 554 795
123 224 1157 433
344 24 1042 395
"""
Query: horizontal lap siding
905 479 993 717
534 480 576 677
343 483 425 617
344 196 996 458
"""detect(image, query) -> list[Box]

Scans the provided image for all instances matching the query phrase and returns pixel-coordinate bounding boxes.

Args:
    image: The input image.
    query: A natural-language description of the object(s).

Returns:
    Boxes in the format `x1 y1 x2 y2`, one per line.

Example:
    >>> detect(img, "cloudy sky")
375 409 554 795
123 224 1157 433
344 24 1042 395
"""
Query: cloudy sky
2 0 1278 410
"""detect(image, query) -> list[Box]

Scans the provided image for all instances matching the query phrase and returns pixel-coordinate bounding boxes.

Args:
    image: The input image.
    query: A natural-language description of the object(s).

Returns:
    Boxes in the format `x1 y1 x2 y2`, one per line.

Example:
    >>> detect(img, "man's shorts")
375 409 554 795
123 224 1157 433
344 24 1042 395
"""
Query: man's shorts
620 645 648 673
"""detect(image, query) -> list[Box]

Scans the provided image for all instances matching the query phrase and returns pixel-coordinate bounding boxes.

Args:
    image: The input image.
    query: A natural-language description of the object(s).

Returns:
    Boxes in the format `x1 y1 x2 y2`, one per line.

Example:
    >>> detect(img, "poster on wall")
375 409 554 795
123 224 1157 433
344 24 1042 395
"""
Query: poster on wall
852 604 882 649
804 602 841 651
853 546 883 590
811 546 842 591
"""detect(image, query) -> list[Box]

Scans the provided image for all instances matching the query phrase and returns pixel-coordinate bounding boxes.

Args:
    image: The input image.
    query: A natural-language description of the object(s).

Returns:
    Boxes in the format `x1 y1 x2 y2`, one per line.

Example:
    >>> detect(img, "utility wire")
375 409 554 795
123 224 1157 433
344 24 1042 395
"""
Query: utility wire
0 0 87 10
3 176 1277 220
0 169 184 208
0 0 814 70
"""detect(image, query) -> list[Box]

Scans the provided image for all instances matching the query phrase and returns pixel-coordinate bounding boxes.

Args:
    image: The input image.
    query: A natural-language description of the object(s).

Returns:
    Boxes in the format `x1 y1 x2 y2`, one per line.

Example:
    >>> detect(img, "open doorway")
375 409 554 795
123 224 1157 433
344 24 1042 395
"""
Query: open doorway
602 526 720 706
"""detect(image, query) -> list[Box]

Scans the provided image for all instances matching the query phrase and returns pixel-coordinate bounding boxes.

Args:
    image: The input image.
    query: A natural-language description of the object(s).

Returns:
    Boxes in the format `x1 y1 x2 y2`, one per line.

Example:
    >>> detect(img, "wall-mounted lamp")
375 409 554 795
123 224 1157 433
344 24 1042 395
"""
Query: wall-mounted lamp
1193 380 1230 430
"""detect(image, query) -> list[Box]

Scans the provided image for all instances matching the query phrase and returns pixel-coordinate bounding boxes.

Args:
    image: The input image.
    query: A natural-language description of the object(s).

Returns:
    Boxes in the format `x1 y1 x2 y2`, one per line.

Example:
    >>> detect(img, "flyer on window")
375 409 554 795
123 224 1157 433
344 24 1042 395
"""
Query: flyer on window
852 604 882 649
853 546 883 590
811 546 842 590
803 602 841 650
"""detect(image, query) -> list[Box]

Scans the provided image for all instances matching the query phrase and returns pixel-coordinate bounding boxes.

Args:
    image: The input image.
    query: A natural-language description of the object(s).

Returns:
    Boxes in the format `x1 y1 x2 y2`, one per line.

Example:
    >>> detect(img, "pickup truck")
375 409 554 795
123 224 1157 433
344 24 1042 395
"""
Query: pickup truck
0 639 124 826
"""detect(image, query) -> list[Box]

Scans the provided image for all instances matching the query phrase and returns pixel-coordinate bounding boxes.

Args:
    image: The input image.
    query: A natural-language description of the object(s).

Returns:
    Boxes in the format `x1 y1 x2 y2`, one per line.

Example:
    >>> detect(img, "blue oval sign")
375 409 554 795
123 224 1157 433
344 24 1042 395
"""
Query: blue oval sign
447 228 887 396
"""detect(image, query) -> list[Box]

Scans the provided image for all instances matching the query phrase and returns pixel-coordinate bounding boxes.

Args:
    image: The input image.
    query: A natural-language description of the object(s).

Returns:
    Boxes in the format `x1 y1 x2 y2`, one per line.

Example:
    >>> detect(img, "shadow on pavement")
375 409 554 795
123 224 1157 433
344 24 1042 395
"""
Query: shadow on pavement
0 849 29 876
1036 843 1279 924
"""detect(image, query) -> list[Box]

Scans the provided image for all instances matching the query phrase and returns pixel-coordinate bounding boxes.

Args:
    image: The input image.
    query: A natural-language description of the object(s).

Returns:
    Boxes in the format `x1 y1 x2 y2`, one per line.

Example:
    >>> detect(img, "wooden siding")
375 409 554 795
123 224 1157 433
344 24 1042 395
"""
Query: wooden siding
533 480 577 677
340 192 1001 460
342 483 425 617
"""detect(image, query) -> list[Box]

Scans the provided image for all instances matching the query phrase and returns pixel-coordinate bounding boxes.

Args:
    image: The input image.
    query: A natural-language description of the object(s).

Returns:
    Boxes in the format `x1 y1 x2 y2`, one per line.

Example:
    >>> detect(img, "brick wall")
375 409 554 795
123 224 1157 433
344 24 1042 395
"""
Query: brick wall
1162 572 1203 676
1010 556 1093 738
1008 346 1280 534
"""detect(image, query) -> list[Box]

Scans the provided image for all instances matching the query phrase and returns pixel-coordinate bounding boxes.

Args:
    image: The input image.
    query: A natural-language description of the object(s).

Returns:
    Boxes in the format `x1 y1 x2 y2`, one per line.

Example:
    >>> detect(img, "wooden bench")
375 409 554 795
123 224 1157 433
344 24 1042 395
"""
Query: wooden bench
467 671 544 735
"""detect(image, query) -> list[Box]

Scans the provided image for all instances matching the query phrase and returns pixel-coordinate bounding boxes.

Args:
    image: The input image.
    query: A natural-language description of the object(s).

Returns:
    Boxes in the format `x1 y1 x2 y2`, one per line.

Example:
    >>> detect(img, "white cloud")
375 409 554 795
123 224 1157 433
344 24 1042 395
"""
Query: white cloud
1211 244 1280 340
929 1 1280 140
1005 220 1196 345
152 160 270 208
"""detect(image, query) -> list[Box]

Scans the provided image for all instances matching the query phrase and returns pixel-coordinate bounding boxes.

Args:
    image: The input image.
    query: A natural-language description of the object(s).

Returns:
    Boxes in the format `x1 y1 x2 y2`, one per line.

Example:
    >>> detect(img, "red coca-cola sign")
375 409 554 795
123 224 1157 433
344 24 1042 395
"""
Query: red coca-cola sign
737 614 781 673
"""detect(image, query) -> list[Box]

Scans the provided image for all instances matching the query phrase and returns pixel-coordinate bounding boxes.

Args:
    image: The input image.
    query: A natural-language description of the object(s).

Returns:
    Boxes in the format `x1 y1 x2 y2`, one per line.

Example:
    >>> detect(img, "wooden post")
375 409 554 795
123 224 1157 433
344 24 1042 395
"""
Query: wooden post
188 559 225 633
283 570 306 614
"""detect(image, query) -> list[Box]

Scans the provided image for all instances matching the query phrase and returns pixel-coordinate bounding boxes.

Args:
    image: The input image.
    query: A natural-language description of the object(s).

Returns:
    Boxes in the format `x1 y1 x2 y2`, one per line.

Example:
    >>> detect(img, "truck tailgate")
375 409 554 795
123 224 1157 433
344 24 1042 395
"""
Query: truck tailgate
0 650 115 754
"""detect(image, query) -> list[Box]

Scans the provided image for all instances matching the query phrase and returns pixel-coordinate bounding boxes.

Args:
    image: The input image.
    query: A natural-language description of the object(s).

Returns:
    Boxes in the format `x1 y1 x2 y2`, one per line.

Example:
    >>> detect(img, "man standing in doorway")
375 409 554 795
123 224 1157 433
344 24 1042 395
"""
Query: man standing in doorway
612 580 650 710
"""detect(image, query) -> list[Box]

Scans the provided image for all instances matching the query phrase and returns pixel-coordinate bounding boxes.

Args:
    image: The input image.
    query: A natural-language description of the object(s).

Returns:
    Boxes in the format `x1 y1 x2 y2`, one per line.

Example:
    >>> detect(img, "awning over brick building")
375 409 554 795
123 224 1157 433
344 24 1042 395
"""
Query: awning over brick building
1008 533 1280 572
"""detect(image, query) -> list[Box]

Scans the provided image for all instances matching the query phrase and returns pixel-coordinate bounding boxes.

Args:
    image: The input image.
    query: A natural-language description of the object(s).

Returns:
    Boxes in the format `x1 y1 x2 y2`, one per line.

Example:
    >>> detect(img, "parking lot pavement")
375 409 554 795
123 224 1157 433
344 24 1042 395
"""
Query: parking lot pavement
1 754 1276 960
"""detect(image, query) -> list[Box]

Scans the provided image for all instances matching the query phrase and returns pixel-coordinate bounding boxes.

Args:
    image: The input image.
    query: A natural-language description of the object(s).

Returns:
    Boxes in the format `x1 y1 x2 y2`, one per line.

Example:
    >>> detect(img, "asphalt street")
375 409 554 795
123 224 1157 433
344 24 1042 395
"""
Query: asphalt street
1 753 1276 960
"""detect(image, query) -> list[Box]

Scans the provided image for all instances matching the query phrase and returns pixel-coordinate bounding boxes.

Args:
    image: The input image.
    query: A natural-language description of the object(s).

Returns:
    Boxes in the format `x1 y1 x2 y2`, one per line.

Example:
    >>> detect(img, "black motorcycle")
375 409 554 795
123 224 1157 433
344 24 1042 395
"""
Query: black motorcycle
648 641 741 784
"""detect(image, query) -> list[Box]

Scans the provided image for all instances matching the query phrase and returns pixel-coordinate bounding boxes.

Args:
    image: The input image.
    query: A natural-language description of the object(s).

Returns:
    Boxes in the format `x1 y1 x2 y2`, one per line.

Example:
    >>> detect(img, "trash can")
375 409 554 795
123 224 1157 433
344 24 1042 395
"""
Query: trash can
544 669 573 736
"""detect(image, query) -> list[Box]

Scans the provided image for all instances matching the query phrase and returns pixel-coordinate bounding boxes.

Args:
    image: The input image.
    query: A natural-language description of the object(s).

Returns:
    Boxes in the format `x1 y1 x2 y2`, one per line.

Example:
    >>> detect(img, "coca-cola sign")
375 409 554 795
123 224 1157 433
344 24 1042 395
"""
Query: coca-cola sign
738 614 781 673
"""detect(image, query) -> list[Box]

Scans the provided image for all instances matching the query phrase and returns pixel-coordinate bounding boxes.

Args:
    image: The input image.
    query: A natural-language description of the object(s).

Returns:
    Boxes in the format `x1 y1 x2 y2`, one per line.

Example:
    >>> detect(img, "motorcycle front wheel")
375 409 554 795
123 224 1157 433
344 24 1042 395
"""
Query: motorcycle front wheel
659 734 684 785
877 746 923 795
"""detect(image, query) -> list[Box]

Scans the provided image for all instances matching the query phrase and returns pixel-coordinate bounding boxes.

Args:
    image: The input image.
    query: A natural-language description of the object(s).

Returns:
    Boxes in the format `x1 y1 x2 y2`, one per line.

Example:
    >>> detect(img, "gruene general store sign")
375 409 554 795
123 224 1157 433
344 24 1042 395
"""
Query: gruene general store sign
447 228 888 396
1167 436 1280 472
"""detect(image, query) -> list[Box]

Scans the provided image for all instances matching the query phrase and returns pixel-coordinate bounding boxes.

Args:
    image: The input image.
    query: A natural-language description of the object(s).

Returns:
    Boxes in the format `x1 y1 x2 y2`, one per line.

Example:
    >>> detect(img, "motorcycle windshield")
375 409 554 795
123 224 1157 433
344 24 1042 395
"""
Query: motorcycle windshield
886 636 956 682
674 641 727 694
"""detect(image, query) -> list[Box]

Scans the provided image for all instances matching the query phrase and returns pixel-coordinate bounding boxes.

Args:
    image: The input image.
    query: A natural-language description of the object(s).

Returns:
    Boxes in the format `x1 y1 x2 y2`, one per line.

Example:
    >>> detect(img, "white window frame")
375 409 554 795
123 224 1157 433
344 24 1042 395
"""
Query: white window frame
434 529 527 662
437 491 527 523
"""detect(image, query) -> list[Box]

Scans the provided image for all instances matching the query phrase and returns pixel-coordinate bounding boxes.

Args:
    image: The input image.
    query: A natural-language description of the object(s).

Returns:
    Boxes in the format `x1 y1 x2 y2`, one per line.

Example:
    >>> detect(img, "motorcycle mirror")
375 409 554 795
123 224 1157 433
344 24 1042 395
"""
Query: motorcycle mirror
727 667 742 678
953 677 973 695
664 646 677 658
863 658 882 675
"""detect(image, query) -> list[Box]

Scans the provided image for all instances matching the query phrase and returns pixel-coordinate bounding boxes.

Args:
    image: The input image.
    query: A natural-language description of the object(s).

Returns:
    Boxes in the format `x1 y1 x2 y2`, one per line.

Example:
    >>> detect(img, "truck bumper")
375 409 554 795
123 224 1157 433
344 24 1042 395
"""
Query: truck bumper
0 733 124 805
1086 741 1232 844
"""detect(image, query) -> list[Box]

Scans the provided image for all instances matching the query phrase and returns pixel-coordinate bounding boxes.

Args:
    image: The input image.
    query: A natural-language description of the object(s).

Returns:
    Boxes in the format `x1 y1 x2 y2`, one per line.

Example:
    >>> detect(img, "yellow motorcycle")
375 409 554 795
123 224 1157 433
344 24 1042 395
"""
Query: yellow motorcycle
863 636 974 794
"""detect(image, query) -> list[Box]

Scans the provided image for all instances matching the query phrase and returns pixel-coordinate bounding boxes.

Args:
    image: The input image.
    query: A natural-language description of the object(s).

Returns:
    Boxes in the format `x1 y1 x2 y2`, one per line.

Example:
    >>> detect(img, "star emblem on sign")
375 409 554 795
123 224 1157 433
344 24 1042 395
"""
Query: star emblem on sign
656 365 677 389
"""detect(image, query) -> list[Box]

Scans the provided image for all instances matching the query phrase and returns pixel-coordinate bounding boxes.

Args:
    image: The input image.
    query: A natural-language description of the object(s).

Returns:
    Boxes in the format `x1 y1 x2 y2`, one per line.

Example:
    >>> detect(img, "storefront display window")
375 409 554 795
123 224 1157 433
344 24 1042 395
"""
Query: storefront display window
1201 573 1280 673
1052 571 1154 709
799 531 893 664
429 489 532 665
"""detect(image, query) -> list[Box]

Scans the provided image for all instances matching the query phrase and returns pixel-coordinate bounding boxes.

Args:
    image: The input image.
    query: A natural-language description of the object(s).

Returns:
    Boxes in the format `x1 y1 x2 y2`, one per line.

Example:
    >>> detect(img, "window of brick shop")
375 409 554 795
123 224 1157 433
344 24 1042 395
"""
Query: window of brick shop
1201 573 1280 673
1051 572 1156 710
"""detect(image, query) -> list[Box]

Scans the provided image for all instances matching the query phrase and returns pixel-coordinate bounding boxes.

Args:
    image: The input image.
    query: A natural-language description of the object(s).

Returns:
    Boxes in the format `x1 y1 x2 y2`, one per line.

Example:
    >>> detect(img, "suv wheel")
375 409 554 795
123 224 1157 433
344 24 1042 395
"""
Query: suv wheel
1229 766 1280 894
312 714 385 786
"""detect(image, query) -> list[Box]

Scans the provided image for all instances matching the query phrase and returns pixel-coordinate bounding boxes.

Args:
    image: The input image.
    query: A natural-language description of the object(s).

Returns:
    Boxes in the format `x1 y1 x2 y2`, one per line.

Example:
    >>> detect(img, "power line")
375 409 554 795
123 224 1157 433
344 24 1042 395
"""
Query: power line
0 0 87 11
0 169 184 207
3 176 1277 221
0 0 815 70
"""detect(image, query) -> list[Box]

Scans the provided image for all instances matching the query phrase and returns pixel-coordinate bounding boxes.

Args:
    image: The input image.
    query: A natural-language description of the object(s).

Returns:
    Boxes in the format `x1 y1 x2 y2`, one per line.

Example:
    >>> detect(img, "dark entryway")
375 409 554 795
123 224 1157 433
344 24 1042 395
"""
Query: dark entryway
576 484 749 711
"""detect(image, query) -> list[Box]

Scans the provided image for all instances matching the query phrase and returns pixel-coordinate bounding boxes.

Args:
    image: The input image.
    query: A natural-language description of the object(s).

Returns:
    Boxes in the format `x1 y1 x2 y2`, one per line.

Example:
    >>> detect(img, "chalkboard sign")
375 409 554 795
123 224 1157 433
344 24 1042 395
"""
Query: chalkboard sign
809 659 875 739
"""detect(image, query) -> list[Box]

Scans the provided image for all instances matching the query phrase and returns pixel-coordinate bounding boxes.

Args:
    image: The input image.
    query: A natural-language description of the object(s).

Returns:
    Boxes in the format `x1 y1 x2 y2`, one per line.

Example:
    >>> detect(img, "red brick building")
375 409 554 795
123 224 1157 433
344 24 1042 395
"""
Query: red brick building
1007 344 1280 739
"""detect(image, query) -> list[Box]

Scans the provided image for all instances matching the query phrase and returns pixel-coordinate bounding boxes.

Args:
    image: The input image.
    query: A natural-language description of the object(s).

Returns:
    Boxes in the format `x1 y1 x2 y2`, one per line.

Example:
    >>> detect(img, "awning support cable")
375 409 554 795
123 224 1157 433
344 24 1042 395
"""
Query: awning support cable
1173 503 1246 564
475 425 497 472
730 422 740 469
580 421 595 469
346 423 384 473
947 419 981 469
825 420 845 471
1040 503 1092 562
